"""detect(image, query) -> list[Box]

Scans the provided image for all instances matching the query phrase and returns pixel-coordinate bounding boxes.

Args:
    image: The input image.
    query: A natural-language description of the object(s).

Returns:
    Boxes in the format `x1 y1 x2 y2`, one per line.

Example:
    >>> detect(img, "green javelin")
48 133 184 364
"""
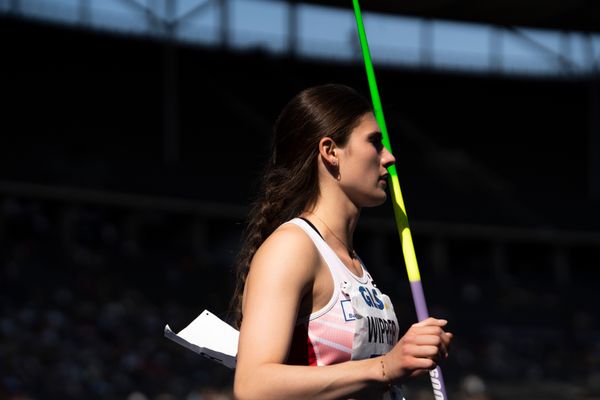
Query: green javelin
351 0 419 285
352 1 449 398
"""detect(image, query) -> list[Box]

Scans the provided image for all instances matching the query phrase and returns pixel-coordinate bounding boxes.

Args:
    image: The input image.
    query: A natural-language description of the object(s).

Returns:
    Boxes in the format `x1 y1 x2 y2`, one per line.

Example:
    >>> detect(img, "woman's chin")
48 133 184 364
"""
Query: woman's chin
363 192 387 208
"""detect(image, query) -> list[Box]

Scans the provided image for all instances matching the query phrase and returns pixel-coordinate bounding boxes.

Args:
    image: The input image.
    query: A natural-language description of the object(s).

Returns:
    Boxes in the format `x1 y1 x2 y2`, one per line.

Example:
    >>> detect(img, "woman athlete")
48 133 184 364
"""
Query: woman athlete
231 84 452 399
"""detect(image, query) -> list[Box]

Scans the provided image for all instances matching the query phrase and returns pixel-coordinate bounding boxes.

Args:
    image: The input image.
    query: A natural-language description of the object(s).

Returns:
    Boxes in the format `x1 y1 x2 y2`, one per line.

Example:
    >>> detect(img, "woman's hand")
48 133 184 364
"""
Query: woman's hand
382 317 453 383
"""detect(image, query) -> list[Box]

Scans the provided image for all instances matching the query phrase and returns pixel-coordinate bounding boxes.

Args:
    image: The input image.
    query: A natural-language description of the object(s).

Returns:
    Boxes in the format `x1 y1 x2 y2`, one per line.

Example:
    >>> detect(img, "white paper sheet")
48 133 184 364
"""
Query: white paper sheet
164 309 239 369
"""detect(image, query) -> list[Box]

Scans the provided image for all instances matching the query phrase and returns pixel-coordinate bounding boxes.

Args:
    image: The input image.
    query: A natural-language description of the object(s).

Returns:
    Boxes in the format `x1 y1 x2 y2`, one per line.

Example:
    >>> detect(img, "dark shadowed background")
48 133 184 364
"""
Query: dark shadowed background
1 1 600 399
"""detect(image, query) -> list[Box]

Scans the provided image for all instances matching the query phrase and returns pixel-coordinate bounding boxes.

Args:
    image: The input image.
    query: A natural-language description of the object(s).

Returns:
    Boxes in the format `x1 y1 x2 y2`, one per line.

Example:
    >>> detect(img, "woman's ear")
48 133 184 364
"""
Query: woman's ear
319 136 338 167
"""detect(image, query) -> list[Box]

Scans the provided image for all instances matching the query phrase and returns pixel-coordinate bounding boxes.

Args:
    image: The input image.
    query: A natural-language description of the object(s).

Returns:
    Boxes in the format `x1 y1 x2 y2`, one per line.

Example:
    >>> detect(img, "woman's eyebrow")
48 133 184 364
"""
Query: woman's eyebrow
368 131 383 140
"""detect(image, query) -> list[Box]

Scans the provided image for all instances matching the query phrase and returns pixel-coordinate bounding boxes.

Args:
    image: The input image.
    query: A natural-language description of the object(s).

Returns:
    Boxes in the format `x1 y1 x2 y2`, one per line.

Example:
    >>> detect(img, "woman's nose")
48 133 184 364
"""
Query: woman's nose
382 147 395 168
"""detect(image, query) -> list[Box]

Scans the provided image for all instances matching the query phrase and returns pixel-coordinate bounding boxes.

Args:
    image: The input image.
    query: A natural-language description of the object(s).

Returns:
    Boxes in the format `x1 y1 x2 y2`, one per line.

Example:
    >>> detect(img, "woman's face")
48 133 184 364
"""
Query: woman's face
337 112 396 207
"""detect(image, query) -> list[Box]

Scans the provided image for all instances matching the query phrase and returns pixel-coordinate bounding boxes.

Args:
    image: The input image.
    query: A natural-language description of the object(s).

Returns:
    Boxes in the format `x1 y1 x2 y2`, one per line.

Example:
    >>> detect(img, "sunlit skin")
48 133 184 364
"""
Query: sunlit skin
234 112 453 400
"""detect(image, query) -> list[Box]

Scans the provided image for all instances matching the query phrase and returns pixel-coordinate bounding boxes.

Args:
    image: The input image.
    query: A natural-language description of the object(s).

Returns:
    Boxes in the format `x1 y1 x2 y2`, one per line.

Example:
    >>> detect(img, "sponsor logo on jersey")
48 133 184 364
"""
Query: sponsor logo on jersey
341 300 356 321
358 286 384 310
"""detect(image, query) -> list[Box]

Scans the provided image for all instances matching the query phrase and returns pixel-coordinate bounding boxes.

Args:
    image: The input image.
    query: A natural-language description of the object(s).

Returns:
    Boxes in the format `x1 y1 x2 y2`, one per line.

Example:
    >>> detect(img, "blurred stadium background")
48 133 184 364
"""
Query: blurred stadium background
1 0 600 399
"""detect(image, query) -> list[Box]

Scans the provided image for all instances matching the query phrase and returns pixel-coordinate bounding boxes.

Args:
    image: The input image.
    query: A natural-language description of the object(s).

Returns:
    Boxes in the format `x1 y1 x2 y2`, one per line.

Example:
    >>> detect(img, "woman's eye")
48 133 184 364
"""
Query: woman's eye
370 138 384 151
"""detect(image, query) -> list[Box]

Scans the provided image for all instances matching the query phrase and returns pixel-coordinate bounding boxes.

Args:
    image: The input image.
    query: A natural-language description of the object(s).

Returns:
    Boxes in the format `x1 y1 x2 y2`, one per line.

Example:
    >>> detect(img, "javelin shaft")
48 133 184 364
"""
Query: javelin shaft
351 1 449 398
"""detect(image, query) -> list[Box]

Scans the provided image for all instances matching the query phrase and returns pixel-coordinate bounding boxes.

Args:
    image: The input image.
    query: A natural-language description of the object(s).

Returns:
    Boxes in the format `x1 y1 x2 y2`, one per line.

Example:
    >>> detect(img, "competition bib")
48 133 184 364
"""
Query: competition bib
341 277 405 400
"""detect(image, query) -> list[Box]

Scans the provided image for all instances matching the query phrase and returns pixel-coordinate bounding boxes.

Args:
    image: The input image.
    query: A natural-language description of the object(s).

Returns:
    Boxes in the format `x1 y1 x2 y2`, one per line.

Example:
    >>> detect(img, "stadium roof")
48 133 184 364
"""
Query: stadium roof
301 0 600 33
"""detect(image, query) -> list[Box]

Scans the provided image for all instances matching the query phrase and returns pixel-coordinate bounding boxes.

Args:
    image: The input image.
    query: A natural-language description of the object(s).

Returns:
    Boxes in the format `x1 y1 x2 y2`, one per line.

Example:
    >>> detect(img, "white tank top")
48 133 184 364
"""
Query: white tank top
285 218 405 399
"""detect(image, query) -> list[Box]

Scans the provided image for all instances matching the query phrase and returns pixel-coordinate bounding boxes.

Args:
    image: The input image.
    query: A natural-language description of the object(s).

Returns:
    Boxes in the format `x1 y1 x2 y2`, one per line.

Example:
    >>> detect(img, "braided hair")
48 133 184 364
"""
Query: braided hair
230 84 372 328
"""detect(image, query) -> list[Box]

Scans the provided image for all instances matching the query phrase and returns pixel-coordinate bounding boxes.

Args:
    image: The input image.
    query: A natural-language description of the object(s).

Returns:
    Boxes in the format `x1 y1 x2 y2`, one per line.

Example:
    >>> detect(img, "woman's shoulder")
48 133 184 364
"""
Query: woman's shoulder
250 220 321 280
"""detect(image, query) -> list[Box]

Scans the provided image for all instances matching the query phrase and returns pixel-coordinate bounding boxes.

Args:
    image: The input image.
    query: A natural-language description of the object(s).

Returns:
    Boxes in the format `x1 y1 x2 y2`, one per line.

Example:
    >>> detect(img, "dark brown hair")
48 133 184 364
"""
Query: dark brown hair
230 84 372 328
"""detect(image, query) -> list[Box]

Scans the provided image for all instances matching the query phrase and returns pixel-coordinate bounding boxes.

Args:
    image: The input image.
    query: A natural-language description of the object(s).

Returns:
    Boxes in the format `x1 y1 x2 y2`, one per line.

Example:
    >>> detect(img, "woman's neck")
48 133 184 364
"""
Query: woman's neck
303 199 360 253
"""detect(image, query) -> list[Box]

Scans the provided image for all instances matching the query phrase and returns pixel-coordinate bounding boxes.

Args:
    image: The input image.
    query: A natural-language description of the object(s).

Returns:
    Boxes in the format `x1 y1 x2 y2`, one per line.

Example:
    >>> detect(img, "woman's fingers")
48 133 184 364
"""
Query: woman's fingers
385 318 453 382
403 344 440 358
412 334 441 346
409 325 445 337
406 318 453 358
441 332 453 355
410 356 437 371
442 332 453 346
413 317 447 328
